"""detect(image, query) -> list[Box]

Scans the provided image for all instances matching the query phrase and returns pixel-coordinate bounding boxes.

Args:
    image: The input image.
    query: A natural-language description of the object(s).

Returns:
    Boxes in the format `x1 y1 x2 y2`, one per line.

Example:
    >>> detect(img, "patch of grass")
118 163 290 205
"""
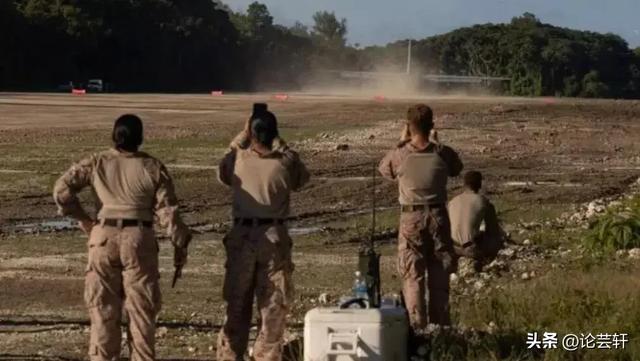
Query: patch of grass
416 329 540 361
454 262 640 360
528 226 586 249
0 172 57 194
492 197 568 226
0 232 86 257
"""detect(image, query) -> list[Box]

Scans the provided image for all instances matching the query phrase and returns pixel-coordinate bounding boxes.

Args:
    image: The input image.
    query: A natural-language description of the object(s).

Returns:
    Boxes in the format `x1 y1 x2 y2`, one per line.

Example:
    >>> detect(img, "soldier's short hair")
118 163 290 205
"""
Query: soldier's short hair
407 104 434 136
464 171 483 192
112 114 143 152
250 110 279 147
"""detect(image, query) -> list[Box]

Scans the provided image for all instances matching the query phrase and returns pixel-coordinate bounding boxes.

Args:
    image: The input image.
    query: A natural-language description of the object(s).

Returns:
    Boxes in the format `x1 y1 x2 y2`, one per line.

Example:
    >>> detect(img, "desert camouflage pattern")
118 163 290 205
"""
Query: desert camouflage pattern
379 141 463 205
398 207 452 328
85 225 161 361
216 224 294 361
53 149 190 361
379 140 462 328
449 190 504 260
218 133 309 219
229 129 288 153
216 133 308 360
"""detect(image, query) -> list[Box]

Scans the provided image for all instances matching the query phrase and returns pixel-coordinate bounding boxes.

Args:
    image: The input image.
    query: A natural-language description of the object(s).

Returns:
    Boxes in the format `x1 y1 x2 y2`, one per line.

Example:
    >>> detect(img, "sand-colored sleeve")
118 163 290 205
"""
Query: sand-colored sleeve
53 155 96 221
378 148 401 181
438 145 463 177
154 163 191 248
217 150 236 187
229 130 250 150
284 149 310 191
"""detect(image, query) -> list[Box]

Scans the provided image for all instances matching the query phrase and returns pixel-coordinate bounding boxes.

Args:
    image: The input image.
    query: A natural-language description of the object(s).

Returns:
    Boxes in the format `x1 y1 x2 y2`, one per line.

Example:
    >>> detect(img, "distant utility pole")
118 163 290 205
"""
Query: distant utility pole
406 39 412 75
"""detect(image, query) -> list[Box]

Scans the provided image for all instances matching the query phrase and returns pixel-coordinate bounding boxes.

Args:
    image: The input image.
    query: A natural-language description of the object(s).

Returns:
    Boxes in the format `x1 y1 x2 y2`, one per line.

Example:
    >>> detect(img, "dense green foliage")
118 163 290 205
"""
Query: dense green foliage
1 2 639 97
362 13 640 97
585 196 640 253
2 0 243 90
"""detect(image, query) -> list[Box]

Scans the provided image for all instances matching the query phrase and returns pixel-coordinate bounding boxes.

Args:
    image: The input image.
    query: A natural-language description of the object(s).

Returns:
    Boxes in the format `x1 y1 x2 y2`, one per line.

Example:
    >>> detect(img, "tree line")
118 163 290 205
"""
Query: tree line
1 1 639 98
361 13 640 98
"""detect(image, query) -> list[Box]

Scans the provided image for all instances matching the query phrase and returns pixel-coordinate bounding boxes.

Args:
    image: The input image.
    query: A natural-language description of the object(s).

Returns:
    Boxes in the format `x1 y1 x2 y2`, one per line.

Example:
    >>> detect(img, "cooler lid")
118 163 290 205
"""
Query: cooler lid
304 307 407 324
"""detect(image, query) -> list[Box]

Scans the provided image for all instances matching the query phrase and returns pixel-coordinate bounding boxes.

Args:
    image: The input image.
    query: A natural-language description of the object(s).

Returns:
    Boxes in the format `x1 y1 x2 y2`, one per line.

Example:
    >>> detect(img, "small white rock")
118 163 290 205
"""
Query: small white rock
616 249 628 258
628 248 640 259
521 272 530 280
318 293 329 304
499 248 516 259
156 327 169 338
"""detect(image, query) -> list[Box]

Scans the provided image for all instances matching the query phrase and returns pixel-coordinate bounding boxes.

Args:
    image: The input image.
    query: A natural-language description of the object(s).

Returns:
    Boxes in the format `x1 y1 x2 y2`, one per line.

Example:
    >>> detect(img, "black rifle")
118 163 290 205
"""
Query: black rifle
171 265 182 288
358 162 381 308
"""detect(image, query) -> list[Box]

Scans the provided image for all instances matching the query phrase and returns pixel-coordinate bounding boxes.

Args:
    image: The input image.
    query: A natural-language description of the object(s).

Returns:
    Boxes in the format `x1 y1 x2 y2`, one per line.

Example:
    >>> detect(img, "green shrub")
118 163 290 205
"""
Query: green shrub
580 71 611 98
584 197 640 252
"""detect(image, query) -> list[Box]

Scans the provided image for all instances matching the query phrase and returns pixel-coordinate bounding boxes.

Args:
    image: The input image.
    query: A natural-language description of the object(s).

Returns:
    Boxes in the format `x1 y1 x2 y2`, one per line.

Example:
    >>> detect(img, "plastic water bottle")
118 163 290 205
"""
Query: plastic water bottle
352 271 368 299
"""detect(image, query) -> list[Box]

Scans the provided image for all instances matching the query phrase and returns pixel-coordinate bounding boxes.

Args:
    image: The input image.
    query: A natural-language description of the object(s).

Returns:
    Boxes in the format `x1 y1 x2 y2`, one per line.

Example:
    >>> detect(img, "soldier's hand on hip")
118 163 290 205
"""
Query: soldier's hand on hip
174 246 188 267
79 219 96 235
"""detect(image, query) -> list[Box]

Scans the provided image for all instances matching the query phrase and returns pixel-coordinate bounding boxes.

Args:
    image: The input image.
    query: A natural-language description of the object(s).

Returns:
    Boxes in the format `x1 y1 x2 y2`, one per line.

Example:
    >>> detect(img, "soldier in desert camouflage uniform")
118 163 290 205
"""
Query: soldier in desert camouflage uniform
53 114 191 361
449 171 505 269
379 104 463 329
216 106 309 361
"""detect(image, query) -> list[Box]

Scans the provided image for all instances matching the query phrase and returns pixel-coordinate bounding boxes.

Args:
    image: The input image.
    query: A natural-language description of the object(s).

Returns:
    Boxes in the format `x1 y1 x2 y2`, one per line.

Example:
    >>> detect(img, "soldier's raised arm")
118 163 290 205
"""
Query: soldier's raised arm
229 127 251 150
378 148 400 181
230 127 288 151
217 150 236 187
230 103 287 151
154 164 191 249
438 145 463 177
285 150 310 191
53 155 96 231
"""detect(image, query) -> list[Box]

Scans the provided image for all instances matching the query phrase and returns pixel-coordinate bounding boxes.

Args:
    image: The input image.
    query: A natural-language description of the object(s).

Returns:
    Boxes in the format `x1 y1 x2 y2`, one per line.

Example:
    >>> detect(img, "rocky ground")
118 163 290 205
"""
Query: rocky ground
1 93 640 360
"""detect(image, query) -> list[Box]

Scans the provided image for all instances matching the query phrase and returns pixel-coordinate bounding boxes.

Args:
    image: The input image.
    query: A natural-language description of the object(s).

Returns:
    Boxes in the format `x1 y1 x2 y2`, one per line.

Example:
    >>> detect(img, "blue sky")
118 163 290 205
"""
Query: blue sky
222 0 640 48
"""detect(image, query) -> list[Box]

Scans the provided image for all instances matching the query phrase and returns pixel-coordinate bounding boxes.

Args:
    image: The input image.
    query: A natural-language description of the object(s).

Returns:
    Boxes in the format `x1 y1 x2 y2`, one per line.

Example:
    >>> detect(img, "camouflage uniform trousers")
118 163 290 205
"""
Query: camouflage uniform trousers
454 229 505 272
85 223 161 361
398 206 454 329
217 224 294 361
454 231 503 260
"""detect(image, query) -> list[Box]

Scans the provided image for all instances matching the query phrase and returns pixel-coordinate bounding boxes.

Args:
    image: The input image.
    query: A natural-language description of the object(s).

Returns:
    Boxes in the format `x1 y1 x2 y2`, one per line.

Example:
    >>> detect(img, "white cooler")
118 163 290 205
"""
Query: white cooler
303 307 408 361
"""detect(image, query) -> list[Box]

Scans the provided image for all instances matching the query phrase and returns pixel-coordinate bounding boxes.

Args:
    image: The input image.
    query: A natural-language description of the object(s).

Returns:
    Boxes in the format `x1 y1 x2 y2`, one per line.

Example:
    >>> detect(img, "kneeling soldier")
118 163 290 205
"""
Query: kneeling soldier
449 171 505 269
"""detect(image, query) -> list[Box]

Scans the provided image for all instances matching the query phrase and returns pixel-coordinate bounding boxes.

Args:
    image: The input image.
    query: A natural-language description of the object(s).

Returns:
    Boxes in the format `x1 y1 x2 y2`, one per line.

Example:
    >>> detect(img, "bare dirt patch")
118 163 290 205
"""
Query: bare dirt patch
1 93 640 359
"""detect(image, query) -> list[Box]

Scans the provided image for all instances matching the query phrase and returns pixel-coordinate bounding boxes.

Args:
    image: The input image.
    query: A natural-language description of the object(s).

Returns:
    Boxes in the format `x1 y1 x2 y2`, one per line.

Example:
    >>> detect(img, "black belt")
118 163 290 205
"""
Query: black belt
102 219 153 228
400 204 445 213
460 241 474 248
234 218 285 227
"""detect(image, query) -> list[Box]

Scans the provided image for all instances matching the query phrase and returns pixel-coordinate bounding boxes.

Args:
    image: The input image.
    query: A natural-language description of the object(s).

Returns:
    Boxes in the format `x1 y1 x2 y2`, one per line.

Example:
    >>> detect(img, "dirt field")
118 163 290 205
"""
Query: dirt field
1 92 640 360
